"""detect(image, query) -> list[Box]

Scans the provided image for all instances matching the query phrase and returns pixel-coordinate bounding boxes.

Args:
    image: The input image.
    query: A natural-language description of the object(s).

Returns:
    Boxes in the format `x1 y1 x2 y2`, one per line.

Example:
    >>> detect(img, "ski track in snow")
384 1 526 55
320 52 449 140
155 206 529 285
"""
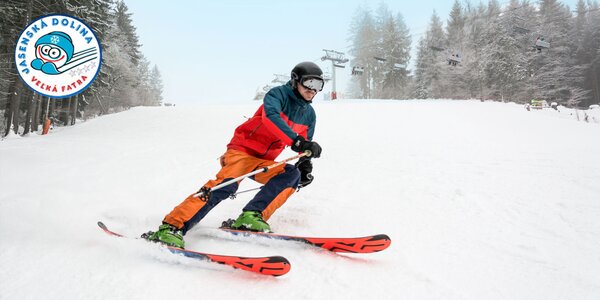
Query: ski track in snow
1 100 600 300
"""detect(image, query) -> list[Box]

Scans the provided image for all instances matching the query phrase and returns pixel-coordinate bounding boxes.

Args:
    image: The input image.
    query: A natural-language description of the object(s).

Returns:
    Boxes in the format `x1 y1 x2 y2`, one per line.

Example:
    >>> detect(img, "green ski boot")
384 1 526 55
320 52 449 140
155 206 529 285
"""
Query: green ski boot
142 223 185 248
231 211 272 232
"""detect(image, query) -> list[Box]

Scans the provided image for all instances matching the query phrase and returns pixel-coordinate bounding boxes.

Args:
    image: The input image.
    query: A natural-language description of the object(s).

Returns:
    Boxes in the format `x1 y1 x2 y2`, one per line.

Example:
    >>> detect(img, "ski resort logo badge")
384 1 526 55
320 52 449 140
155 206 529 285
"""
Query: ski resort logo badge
15 14 102 98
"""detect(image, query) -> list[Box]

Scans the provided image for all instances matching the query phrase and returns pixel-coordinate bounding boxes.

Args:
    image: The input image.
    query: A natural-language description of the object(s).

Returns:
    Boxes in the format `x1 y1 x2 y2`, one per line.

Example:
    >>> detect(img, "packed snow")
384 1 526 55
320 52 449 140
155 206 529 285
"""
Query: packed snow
1 100 599 300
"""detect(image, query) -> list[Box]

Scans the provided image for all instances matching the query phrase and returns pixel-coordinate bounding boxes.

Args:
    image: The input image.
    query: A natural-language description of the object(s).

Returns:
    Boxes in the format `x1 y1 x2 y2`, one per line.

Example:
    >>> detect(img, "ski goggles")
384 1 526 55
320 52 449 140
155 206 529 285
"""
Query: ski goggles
300 76 324 92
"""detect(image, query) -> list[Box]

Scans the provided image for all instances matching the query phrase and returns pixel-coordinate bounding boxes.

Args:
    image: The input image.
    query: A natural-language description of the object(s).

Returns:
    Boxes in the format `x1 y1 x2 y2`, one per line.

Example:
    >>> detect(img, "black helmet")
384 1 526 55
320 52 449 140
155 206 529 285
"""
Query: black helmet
291 61 323 82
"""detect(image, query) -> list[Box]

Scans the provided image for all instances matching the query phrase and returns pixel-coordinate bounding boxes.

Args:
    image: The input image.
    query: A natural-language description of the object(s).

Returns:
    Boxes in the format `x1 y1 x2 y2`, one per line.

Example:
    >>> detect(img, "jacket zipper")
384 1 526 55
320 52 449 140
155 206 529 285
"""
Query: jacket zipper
248 123 261 137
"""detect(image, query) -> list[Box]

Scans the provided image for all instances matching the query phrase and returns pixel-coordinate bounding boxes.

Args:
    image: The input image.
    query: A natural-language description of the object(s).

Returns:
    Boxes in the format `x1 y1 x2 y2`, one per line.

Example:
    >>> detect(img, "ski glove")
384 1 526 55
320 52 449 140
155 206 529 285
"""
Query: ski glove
291 136 322 158
295 157 314 188
196 186 211 202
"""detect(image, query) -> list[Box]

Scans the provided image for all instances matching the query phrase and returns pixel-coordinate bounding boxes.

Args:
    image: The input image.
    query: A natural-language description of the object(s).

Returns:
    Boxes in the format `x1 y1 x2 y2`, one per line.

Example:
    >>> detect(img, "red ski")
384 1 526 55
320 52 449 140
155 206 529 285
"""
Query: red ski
220 222 391 254
97 221 290 277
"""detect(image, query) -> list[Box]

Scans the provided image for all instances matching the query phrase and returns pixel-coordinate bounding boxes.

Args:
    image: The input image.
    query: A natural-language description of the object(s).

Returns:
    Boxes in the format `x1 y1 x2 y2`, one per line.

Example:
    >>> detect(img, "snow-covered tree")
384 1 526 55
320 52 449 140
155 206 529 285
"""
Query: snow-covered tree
149 65 164 106
461 1 488 99
348 4 412 99
480 12 528 101
574 0 600 106
114 1 142 67
527 0 584 105
384 13 412 98
374 10 411 99
348 6 378 99
438 0 467 99
413 11 446 99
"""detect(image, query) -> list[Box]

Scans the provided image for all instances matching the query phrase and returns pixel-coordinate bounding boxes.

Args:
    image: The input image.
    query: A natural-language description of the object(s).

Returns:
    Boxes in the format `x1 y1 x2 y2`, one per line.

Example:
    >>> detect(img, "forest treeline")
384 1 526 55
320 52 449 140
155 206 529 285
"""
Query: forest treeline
3 0 600 137
347 0 600 107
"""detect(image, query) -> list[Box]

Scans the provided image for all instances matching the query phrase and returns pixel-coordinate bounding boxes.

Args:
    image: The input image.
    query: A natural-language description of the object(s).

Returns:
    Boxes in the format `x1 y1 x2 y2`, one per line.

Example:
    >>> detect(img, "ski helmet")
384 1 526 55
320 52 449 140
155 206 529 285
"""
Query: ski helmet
291 61 323 82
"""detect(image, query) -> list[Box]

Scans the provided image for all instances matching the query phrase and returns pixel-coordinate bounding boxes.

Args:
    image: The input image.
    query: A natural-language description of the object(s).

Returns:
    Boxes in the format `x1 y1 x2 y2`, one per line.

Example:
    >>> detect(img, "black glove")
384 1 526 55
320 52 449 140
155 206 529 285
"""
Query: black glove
196 186 211 202
295 157 314 188
291 136 322 158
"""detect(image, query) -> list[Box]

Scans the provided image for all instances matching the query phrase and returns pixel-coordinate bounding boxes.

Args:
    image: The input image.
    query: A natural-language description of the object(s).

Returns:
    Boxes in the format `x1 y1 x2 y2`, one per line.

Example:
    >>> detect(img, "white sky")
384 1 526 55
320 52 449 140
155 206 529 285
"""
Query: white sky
125 0 578 105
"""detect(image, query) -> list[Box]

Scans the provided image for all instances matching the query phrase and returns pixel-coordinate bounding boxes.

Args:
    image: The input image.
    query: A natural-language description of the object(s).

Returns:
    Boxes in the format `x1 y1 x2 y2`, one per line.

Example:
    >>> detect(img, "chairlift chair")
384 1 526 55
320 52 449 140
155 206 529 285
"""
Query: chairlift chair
352 66 364 75
373 56 387 62
513 25 530 34
262 84 276 92
535 38 550 49
393 63 406 70
533 36 550 52
512 16 530 34
447 52 462 66
429 44 445 52
254 90 266 101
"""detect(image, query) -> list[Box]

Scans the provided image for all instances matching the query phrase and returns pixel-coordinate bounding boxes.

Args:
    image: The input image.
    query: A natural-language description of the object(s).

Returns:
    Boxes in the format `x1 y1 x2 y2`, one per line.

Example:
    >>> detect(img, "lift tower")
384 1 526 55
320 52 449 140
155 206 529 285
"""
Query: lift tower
321 49 348 100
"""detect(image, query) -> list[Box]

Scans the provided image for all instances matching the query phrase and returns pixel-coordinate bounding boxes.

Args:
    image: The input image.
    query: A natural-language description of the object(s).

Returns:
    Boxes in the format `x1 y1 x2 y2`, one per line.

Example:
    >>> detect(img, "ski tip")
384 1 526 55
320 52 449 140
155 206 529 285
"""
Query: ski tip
322 234 392 253
97 221 125 237
264 256 292 277
372 234 391 242
369 234 392 252
97 221 107 230
269 255 291 264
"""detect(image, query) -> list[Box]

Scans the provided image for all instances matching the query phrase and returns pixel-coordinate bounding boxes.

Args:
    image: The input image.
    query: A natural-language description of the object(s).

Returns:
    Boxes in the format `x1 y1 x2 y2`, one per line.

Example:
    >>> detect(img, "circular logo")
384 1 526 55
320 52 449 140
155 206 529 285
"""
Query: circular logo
15 14 102 99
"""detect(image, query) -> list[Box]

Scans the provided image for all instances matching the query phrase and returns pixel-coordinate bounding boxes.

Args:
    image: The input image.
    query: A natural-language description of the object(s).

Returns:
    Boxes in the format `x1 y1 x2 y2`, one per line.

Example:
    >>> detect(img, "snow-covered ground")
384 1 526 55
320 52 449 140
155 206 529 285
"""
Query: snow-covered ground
1 100 599 300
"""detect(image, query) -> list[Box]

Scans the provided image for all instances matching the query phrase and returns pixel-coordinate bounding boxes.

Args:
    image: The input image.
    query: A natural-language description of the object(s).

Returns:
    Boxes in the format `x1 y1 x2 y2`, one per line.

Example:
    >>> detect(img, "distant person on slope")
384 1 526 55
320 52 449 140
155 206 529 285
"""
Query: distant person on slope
143 62 324 248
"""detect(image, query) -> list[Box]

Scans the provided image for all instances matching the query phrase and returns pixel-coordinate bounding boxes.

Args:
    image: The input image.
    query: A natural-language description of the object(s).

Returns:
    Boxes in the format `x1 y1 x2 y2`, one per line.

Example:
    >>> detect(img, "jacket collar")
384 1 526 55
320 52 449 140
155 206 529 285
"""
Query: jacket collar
286 81 311 106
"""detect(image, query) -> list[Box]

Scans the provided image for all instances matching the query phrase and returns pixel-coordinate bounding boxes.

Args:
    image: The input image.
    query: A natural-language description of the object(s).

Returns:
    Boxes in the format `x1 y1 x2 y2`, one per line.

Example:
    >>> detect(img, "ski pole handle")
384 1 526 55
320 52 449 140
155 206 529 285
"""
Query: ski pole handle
192 151 311 198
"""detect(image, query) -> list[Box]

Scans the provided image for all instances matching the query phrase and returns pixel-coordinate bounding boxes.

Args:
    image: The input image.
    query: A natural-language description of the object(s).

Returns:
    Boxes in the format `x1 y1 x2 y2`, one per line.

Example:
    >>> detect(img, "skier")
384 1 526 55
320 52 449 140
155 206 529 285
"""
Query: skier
143 62 324 248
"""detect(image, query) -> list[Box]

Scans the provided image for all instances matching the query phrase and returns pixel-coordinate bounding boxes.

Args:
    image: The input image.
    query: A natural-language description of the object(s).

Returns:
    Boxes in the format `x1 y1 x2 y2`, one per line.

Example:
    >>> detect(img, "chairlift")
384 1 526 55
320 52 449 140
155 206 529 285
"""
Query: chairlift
533 36 550 52
447 52 462 66
373 56 387 62
429 43 445 52
351 66 364 76
262 83 276 92
512 17 530 34
271 74 288 84
254 90 266 101
393 63 406 70
513 25 530 34
333 63 346 68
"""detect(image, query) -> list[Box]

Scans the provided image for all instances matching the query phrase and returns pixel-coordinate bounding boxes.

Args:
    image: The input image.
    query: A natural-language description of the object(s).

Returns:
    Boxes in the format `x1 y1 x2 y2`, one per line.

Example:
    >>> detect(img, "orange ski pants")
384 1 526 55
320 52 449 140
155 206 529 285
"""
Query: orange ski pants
163 149 301 233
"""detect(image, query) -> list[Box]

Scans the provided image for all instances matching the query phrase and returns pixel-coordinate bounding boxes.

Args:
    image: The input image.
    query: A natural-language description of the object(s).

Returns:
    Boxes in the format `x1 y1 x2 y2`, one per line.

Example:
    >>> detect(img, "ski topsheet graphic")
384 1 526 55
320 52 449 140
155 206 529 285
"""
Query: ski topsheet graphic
220 220 391 254
97 221 290 277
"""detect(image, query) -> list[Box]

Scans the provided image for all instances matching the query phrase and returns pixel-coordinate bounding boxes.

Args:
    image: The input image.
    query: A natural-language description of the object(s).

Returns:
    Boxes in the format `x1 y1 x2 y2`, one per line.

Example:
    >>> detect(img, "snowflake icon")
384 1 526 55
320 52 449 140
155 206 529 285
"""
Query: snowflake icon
51 35 60 44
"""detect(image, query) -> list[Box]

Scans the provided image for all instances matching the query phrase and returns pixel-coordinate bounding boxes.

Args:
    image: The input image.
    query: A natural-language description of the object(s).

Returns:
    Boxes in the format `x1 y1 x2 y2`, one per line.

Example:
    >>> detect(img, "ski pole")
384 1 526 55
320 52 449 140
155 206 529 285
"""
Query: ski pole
229 187 263 199
192 150 311 198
